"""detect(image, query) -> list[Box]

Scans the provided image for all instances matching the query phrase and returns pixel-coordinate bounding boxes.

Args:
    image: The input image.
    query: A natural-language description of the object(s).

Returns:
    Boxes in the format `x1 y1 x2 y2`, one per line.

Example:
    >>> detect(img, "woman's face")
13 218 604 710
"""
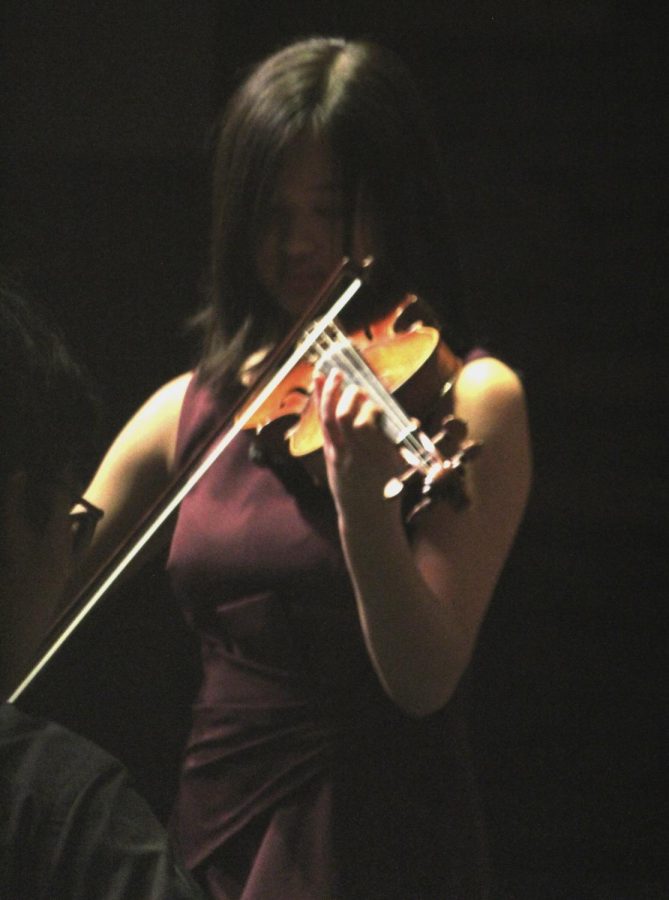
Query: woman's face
255 136 375 318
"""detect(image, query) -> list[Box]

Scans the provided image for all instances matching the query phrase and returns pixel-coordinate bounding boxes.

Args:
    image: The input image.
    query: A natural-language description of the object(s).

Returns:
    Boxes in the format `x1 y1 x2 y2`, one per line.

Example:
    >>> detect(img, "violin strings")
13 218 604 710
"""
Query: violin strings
314 323 435 470
315 324 404 429
325 331 432 468
316 323 420 449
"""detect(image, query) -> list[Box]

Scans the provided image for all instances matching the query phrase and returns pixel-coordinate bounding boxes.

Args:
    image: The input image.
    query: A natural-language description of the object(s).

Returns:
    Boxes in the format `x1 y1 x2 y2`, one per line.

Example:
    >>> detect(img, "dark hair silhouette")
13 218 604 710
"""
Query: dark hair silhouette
196 37 468 394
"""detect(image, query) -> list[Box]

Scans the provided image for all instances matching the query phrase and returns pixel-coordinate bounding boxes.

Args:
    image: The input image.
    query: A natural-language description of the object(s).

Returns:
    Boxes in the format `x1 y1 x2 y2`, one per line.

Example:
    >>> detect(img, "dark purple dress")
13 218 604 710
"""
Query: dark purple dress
168 375 489 899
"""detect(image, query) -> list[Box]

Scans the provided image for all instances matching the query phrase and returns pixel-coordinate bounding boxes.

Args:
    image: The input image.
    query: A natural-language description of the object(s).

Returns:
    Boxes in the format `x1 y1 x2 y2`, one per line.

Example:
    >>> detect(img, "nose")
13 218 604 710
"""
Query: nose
281 211 315 258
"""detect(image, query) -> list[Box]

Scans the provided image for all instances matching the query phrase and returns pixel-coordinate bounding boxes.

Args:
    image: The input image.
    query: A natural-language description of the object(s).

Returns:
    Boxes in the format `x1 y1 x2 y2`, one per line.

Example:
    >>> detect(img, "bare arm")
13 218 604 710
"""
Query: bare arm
72 372 192 592
315 356 532 717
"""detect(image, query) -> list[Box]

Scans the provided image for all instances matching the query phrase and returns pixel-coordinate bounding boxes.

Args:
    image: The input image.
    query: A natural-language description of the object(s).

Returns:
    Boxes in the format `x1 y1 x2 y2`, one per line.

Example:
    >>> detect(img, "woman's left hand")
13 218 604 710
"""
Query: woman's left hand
312 369 403 522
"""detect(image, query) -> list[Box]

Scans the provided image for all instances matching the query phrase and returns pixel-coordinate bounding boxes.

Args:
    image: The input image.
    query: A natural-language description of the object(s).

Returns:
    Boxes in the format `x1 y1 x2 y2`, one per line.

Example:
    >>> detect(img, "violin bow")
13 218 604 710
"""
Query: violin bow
8 258 368 704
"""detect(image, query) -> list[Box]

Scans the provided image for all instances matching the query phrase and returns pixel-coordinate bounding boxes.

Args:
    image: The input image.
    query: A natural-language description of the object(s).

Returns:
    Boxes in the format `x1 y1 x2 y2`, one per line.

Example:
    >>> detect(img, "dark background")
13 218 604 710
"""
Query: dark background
2 2 666 897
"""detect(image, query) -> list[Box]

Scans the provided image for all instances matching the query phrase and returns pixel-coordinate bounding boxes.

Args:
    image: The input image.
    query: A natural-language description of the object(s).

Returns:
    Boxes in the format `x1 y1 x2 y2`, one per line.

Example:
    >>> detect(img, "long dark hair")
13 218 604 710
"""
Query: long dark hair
196 37 468 395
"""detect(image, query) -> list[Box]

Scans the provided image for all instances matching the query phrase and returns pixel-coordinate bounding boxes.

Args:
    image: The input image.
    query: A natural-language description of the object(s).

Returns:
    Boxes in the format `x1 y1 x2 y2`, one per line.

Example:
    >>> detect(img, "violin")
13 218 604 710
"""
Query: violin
9 258 479 703
237 263 481 518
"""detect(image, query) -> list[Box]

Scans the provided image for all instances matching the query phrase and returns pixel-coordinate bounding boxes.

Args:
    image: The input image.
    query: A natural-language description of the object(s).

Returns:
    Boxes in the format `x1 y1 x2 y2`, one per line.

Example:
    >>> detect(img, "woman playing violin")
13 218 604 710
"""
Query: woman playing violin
82 37 531 898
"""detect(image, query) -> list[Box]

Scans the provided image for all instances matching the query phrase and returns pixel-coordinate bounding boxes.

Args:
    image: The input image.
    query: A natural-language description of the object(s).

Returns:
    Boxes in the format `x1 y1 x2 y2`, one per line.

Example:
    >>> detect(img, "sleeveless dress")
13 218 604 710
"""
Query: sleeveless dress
167 373 490 899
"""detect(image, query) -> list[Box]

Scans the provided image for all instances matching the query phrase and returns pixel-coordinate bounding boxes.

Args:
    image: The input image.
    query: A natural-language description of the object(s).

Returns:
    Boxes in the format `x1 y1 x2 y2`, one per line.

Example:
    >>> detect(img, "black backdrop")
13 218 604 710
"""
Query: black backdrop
2 2 666 897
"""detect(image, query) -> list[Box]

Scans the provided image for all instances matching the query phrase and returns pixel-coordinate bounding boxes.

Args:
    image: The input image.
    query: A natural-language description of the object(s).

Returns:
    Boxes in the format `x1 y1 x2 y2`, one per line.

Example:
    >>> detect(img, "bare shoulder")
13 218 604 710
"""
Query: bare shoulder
452 355 531 511
134 370 193 426
121 371 193 470
77 372 194 579
85 371 194 508
454 356 527 434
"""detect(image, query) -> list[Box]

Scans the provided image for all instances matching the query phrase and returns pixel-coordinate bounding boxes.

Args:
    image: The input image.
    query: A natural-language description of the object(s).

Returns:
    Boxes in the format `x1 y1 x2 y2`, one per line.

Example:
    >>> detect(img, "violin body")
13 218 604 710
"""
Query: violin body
239 295 460 453
237 293 481 517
